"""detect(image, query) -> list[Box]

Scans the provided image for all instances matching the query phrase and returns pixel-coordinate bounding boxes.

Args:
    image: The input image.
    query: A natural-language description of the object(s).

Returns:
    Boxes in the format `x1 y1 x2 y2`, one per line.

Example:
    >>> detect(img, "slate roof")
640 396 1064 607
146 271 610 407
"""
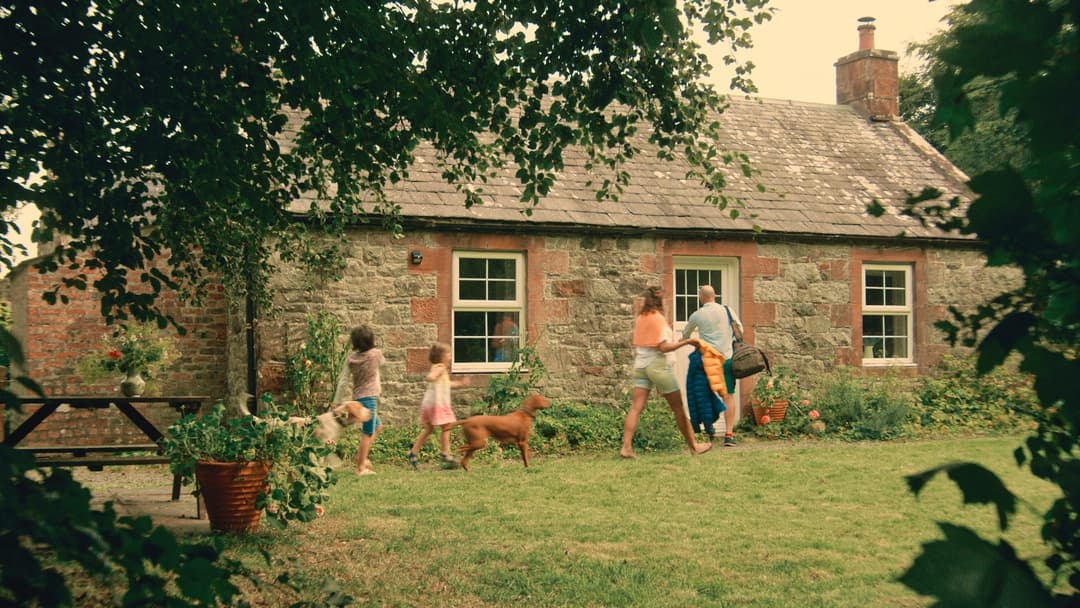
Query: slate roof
294 96 971 242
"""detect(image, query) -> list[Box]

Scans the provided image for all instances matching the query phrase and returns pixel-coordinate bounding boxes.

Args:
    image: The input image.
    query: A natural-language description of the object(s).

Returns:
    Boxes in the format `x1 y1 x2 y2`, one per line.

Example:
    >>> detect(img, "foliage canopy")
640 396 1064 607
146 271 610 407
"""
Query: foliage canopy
889 1 1079 604
0 0 772 328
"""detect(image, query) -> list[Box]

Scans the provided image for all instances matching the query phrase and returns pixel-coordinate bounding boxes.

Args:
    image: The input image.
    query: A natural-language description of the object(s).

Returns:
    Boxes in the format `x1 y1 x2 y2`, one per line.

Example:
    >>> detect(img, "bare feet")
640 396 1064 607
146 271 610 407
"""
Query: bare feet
619 450 637 459
692 442 712 455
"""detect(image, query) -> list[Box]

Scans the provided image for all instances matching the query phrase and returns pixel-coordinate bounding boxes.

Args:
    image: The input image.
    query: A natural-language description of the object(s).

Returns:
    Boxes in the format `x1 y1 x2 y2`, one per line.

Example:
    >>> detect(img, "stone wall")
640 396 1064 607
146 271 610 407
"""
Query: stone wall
254 227 1020 424
6 226 1018 440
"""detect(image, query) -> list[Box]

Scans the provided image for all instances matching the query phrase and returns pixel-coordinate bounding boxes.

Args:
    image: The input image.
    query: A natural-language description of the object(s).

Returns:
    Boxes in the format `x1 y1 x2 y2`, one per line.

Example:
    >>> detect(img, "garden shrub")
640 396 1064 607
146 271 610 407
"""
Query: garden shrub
283 311 347 417
807 367 912 441
914 353 1035 435
474 342 547 415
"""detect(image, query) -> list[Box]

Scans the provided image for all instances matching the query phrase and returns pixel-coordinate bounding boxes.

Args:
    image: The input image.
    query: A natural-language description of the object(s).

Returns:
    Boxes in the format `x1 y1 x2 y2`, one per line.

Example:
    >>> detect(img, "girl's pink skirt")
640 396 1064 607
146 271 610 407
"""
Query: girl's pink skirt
420 402 456 427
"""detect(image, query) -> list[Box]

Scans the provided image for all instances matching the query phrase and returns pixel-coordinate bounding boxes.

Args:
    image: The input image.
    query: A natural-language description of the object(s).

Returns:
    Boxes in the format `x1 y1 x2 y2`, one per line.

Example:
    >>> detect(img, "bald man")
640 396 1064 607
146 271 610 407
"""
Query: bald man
682 285 744 446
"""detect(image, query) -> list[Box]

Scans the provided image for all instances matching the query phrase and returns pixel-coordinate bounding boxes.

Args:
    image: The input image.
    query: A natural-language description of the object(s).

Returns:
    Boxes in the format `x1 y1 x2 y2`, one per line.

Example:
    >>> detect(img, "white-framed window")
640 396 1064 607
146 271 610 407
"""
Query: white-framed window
672 258 739 329
452 251 525 372
862 263 913 363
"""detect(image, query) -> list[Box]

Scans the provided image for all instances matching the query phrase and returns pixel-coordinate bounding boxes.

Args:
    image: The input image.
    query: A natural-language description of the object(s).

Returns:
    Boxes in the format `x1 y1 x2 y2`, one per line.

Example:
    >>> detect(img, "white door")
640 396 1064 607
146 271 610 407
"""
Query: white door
671 257 740 432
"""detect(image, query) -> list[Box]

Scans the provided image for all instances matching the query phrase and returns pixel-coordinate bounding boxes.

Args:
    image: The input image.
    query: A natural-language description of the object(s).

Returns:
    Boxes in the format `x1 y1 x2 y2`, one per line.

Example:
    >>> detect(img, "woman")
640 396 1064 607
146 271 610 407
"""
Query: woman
621 286 712 458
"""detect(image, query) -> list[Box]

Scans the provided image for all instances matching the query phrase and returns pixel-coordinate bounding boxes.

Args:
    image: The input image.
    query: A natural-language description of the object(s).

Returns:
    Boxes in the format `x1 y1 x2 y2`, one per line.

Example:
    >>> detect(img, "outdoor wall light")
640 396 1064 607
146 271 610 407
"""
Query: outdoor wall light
410 250 423 265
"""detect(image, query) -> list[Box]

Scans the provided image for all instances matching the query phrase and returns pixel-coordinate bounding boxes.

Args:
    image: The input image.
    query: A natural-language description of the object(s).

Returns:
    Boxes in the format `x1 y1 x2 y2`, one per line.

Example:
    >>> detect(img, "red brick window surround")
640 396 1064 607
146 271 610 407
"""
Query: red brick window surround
450 250 525 372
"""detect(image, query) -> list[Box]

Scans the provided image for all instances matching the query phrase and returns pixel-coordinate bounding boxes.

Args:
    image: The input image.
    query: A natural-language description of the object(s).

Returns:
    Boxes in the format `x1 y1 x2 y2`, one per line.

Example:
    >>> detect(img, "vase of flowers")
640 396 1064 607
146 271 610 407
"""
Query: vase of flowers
750 367 799 424
76 323 179 395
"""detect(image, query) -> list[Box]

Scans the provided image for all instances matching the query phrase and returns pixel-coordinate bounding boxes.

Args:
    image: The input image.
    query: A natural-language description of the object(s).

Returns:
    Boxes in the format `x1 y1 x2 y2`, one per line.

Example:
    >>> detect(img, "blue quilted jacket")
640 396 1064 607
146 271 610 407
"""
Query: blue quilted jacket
686 350 725 433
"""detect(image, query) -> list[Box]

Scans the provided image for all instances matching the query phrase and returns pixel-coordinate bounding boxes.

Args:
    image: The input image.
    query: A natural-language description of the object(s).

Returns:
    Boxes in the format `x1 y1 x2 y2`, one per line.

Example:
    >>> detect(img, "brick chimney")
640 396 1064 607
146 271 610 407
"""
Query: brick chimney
835 17 899 120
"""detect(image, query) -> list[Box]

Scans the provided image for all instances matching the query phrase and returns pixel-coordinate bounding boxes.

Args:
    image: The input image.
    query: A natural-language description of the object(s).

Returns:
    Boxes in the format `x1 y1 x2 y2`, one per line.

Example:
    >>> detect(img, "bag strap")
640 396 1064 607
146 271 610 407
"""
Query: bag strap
723 305 744 342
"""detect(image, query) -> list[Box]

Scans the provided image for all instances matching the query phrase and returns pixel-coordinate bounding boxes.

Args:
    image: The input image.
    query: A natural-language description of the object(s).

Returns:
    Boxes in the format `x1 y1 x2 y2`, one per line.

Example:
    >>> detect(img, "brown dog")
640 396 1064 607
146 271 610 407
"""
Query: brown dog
444 394 550 471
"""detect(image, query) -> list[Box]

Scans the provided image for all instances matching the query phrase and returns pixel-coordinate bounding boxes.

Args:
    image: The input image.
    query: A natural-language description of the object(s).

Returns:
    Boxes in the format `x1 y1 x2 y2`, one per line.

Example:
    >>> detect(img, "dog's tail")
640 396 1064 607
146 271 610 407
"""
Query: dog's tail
441 420 464 430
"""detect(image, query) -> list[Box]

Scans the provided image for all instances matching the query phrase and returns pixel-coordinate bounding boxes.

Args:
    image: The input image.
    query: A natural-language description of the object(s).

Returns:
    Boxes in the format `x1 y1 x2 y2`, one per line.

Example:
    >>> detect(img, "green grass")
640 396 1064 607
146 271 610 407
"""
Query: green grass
219 436 1060 607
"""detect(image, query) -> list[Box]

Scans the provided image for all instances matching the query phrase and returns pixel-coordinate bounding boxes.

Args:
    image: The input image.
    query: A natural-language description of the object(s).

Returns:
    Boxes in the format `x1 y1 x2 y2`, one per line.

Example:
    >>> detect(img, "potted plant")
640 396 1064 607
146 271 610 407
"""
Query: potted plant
162 395 336 533
750 367 799 424
76 322 180 396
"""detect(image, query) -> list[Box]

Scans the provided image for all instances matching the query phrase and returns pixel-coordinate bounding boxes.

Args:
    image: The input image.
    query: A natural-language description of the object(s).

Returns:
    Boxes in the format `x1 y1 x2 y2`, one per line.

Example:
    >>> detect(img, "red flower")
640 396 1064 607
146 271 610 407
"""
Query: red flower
107 349 123 360
315 504 325 517
760 415 771 424
801 399 810 407
809 410 820 420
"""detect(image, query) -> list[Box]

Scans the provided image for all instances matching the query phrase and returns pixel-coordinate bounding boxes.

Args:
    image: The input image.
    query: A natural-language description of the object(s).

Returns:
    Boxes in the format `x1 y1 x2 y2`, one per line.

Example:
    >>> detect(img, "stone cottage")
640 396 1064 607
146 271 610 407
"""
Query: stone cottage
6 20 1016 438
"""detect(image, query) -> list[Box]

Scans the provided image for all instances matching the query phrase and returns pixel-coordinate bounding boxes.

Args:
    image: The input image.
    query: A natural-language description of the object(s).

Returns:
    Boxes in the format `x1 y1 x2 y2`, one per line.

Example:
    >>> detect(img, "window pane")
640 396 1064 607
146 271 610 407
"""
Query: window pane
866 271 884 288
488 280 516 301
883 315 908 336
885 287 906 306
862 337 884 358
884 337 908 358
488 258 516 279
459 279 485 301
459 258 486 279
454 311 486 337
862 315 884 335
676 270 687 295
883 270 905 288
454 338 486 364
491 312 520 363
865 287 884 306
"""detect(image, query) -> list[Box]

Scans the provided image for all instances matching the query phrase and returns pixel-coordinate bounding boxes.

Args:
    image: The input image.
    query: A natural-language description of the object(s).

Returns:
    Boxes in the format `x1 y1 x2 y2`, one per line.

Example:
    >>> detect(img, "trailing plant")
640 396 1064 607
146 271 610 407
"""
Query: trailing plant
163 395 336 528
283 311 347 417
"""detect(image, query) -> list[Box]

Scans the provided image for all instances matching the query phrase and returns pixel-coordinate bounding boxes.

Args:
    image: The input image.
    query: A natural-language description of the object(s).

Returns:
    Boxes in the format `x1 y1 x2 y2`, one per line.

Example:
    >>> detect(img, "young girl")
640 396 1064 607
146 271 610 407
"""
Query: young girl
408 343 468 468
334 325 384 475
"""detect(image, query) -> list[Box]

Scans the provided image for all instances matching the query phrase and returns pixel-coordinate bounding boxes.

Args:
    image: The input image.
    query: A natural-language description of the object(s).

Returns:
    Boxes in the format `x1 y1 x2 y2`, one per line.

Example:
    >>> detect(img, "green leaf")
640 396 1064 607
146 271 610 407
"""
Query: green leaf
899 523 1053 607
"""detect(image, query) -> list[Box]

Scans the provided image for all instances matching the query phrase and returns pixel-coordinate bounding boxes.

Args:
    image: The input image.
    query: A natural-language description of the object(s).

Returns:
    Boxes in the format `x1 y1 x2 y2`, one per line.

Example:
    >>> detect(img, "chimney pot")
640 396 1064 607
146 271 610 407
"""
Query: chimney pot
858 17 876 50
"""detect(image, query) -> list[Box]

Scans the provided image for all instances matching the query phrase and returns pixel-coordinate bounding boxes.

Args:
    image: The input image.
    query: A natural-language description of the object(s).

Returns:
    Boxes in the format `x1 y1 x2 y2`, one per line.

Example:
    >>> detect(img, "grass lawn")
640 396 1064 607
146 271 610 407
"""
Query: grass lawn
220 436 1059 607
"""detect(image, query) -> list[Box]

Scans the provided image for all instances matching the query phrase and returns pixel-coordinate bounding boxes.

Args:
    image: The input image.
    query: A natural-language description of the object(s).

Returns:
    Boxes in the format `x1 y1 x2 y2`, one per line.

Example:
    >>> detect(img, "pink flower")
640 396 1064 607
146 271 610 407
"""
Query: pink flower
315 504 325 517
325 438 336 446
267 503 278 513
766 379 774 389
801 399 810 407
760 415 771 424
809 410 820 420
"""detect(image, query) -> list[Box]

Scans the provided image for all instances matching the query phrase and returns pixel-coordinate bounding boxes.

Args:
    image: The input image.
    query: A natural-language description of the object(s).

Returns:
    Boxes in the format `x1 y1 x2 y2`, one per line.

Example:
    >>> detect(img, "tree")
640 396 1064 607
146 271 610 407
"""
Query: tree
887 1 1079 604
0 0 773 329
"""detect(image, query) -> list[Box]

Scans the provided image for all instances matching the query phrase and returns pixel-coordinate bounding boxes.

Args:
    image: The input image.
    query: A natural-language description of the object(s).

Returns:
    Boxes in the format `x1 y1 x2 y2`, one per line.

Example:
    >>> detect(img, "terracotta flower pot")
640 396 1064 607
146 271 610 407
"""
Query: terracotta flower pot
752 399 789 424
195 460 270 533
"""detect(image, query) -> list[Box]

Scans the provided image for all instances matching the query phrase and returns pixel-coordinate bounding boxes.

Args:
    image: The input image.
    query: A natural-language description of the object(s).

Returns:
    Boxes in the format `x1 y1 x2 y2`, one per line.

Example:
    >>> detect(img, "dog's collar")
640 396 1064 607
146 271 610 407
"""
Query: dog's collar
519 406 536 419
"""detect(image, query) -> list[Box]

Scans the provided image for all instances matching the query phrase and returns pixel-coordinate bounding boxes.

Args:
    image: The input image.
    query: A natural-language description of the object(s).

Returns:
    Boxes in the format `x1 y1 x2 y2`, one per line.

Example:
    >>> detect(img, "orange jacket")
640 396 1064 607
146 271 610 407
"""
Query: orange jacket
698 342 728 398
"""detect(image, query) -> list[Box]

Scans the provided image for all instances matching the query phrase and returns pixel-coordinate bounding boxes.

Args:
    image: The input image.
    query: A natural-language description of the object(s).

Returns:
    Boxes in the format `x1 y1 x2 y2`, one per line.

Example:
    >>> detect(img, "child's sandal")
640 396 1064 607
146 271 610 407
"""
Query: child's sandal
407 451 418 469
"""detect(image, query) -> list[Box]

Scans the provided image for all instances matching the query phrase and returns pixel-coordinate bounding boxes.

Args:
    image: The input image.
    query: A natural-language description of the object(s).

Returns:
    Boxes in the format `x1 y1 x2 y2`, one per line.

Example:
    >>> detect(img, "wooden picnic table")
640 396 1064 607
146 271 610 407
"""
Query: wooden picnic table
3 396 208 500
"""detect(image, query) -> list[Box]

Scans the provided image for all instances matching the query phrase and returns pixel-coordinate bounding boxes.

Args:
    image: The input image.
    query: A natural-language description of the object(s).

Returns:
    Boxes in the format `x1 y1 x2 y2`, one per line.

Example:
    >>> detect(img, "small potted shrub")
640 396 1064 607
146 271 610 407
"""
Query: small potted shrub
163 395 336 533
750 367 799 424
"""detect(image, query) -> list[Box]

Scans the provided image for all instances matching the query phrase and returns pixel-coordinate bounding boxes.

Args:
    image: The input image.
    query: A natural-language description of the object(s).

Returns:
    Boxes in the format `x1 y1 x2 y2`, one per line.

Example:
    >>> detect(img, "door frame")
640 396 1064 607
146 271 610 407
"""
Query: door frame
670 256 741 427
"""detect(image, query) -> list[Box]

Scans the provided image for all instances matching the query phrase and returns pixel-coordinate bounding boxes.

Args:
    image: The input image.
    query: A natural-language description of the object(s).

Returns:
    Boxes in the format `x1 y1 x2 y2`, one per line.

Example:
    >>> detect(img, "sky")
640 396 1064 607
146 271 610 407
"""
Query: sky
708 0 963 104
4 1 962 273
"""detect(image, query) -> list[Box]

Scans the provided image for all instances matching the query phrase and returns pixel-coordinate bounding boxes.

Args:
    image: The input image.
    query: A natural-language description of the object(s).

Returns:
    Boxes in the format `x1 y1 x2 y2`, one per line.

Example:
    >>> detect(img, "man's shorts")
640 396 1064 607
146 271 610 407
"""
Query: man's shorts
632 355 680 395
722 359 736 395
